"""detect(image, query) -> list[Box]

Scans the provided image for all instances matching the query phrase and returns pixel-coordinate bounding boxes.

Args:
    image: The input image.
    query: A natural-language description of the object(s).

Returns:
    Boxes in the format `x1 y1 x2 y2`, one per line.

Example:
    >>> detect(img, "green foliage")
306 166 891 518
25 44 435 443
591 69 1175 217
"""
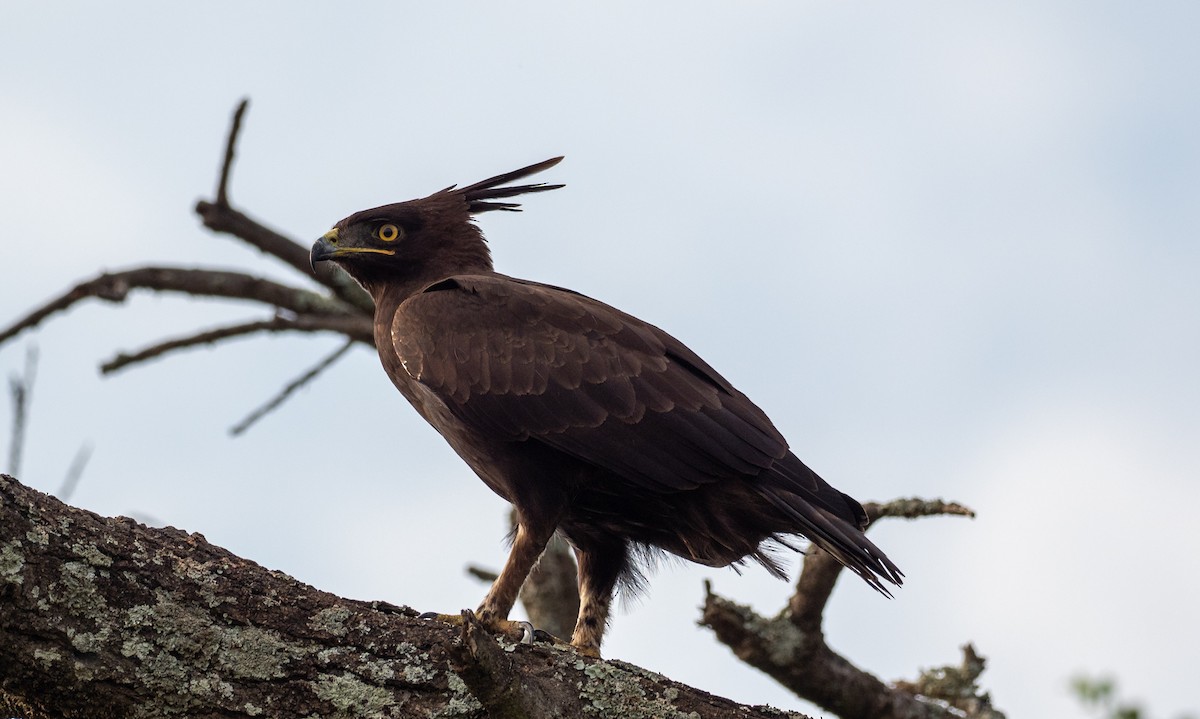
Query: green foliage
1071 675 1194 719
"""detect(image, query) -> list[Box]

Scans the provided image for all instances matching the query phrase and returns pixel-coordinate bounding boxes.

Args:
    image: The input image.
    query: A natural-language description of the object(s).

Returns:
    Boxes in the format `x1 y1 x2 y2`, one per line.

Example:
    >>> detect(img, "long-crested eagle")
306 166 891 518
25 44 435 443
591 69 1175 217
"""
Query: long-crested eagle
309 157 902 657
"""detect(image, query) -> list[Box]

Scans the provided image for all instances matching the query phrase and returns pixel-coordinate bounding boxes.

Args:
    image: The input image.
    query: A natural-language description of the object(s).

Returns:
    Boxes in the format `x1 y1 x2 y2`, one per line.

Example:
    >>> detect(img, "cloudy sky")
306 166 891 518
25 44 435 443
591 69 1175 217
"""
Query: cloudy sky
2 3 1197 717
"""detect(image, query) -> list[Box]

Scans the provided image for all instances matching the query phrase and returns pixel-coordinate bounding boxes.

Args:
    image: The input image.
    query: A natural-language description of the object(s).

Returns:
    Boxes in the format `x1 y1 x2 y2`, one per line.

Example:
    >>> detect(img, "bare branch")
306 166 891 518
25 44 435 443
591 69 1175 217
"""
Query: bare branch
516 530 579 641
0 267 360 347
194 100 373 314
100 314 374 375
215 98 248 207
193 201 372 314
702 584 950 719
467 564 499 582
700 497 997 719
6 345 37 476
894 644 1006 719
790 497 977 633
229 339 356 436
787 545 842 635
865 497 977 523
56 442 93 503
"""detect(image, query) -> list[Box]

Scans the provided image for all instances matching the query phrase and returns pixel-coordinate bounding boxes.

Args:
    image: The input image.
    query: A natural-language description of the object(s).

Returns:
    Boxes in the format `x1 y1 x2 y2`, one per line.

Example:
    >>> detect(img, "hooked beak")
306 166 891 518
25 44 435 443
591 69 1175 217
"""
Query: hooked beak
309 229 340 273
309 227 396 274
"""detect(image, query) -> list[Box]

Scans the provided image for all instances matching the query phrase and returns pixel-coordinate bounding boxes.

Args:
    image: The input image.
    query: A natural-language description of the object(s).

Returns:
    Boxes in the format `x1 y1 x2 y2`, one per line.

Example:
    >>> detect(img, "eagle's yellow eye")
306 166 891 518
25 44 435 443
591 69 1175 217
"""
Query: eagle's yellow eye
377 224 400 242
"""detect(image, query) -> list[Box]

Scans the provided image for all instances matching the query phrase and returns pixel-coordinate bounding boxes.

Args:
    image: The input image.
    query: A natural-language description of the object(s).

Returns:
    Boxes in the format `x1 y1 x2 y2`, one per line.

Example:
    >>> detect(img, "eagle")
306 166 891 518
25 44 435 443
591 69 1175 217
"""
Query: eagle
309 157 902 657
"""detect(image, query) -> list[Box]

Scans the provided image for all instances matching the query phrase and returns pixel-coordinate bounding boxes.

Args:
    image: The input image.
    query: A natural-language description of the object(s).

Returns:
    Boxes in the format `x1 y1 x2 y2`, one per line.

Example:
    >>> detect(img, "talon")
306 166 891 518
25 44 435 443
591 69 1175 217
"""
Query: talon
518 621 535 645
532 628 555 644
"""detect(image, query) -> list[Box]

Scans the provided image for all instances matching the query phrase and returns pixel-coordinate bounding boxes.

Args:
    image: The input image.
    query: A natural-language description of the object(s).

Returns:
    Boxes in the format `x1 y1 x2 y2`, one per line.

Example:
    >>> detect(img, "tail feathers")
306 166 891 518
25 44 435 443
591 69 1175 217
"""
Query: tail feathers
755 485 904 596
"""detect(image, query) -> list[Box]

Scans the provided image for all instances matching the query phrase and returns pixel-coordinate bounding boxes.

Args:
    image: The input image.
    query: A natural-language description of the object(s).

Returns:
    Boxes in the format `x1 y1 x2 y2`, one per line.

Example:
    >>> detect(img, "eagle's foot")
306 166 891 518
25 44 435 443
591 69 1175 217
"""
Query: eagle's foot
419 610 542 646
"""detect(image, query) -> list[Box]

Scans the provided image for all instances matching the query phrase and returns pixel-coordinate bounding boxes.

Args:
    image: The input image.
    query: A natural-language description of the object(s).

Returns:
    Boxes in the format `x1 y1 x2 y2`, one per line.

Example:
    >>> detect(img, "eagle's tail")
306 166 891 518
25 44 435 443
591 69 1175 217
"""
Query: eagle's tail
755 454 904 595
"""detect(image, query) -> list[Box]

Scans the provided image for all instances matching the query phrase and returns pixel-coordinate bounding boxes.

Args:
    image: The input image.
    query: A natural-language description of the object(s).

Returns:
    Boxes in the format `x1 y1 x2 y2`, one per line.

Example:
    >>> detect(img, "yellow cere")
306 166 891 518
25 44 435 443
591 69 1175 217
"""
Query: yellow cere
322 228 340 243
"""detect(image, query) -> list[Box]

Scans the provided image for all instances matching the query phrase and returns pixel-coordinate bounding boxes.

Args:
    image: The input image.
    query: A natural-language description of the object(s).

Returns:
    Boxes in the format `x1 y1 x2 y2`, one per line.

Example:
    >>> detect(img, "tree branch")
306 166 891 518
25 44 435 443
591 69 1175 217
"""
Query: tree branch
702 585 946 719
229 339 355 437
215 98 248 207
700 497 1001 719
5 346 37 477
56 442 92 503
864 498 977 523
895 644 1006 719
100 314 373 375
789 497 978 635
0 474 808 719
194 100 373 314
0 267 360 347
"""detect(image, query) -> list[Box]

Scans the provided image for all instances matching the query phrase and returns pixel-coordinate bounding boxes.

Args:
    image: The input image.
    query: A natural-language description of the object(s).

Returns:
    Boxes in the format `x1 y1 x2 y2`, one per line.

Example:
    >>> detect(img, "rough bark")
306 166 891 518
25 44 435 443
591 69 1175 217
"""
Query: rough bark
0 474 806 719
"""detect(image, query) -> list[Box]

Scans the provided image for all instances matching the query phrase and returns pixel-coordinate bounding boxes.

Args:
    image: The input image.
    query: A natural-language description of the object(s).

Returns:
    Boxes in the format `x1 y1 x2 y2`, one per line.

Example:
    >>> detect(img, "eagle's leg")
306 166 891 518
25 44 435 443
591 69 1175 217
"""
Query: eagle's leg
475 518 556 638
570 540 627 659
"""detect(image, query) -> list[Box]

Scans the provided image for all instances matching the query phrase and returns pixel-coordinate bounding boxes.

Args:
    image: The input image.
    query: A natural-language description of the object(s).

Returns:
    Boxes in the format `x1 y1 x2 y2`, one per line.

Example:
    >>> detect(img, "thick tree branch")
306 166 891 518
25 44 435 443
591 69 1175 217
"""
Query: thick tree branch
100 314 374 375
450 610 563 719
702 586 947 719
0 474 808 719
0 267 360 347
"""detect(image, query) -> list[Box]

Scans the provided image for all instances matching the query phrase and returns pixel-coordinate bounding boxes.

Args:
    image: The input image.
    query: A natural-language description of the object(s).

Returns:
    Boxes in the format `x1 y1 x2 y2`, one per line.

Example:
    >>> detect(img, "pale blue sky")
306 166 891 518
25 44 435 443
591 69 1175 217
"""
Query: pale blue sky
2 3 1198 717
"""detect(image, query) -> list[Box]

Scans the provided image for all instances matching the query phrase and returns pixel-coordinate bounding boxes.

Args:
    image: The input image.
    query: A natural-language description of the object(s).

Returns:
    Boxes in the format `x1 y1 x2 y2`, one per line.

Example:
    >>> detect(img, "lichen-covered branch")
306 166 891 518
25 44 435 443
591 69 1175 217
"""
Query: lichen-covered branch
864 498 977 523
0 474 809 719
700 496 1001 719
702 585 947 719
895 644 1006 719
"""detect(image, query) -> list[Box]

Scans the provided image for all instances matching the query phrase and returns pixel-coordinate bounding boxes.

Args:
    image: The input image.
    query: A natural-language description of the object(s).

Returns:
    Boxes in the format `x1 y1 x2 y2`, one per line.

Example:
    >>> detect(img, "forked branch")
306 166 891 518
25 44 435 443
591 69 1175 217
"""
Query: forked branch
701 496 1001 719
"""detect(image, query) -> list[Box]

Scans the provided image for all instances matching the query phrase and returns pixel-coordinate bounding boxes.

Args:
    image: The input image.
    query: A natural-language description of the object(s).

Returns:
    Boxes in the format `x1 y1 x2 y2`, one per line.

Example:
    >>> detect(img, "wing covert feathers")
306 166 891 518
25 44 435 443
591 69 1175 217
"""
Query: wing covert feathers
391 273 901 591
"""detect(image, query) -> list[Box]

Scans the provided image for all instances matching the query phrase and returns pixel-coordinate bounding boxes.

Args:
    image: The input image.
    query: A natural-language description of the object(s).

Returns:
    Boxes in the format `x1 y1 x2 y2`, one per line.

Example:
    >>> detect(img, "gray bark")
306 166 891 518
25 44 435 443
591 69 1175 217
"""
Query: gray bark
0 474 806 719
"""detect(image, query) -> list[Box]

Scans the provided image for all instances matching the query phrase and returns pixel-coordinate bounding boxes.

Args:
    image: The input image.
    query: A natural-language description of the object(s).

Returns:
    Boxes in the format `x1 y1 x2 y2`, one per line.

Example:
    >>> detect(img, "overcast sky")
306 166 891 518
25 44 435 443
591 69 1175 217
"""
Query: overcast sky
2 3 1198 717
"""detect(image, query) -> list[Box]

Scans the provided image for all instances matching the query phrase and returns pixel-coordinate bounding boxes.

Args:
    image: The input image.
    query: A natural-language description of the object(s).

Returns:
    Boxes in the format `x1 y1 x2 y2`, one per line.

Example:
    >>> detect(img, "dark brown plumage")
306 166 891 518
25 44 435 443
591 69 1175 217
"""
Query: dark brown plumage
310 157 902 657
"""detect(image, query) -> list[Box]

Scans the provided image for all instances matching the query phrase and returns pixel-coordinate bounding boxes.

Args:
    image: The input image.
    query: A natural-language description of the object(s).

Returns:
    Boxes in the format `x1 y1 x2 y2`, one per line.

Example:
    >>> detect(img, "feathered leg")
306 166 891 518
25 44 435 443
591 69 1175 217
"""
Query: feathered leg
477 519 556 626
570 539 628 658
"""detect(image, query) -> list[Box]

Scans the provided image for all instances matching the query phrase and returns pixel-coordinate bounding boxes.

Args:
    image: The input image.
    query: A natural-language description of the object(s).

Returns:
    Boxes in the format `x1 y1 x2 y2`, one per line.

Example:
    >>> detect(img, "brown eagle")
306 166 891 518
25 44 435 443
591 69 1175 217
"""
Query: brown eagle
310 157 902 657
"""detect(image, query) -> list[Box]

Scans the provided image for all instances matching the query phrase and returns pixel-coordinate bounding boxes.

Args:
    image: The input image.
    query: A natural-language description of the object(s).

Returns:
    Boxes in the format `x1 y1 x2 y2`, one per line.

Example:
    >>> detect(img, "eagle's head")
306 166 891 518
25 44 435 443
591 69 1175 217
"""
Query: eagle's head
309 157 563 297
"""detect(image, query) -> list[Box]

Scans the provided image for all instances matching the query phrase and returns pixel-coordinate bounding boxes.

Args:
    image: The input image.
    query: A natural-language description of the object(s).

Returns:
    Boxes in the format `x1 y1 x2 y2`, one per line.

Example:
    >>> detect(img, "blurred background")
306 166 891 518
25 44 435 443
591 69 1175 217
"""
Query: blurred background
2 3 1197 717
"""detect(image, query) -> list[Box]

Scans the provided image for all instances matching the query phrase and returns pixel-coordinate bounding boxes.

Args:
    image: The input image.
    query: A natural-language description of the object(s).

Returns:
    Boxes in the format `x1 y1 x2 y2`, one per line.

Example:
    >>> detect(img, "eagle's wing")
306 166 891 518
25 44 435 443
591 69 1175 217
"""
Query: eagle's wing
391 274 858 517
393 274 903 591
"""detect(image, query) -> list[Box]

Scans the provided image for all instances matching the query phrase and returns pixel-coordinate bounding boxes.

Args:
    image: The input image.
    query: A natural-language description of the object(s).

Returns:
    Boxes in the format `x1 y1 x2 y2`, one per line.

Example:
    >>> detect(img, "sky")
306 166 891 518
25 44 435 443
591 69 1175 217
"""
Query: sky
2 2 1198 717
